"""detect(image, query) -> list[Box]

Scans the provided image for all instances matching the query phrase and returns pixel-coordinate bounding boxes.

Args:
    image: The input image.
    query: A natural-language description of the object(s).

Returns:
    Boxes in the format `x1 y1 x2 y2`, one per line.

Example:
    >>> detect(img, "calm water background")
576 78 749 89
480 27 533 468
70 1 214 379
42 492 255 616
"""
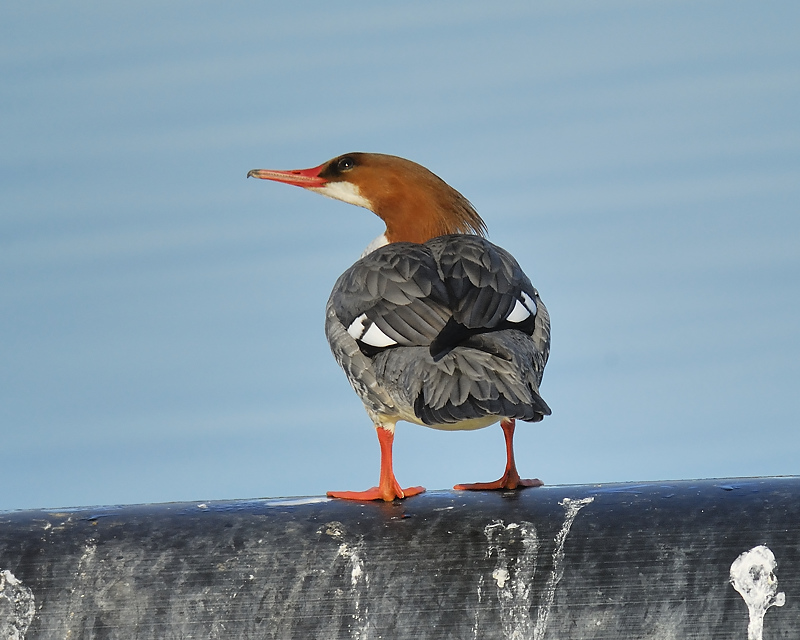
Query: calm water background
2 1 799 510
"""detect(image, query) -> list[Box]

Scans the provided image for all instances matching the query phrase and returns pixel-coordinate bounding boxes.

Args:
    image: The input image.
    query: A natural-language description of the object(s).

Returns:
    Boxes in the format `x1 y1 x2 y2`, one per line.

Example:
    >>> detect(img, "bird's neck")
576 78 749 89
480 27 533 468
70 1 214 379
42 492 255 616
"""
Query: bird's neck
360 233 389 257
375 185 487 244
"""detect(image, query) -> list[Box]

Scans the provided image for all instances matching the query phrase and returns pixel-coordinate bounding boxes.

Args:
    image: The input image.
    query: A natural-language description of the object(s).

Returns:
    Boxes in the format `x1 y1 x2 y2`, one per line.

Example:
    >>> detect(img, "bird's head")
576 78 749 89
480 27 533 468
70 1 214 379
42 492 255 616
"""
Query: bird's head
248 152 486 244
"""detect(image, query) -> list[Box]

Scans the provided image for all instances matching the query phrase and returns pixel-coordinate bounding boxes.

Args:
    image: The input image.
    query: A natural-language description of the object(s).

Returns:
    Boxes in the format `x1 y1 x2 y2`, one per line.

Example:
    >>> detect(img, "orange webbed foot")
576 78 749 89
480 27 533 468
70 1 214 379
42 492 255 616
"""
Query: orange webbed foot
327 425 425 501
454 475 543 491
454 419 543 491
327 485 425 502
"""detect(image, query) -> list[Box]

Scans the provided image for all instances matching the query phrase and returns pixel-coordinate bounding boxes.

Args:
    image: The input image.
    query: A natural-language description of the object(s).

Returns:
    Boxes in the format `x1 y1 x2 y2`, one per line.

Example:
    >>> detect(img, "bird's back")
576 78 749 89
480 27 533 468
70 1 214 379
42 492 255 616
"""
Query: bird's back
326 235 551 430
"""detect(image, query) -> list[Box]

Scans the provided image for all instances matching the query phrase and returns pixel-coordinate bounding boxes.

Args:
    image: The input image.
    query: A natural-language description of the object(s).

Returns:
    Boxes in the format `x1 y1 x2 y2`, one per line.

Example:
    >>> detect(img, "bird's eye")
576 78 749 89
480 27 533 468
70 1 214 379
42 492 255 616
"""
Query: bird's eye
337 156 356 172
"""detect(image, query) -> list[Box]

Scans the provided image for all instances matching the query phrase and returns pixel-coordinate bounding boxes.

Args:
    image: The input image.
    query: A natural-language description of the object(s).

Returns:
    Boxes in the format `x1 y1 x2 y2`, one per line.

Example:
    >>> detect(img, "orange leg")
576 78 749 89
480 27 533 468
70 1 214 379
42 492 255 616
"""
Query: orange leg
454 419 543 491
327 426 425 502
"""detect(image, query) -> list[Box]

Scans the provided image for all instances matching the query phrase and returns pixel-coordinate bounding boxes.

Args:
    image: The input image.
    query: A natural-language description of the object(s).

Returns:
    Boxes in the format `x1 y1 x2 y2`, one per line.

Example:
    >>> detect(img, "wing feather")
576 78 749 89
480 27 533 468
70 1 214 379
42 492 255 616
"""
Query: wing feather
326 235 551 427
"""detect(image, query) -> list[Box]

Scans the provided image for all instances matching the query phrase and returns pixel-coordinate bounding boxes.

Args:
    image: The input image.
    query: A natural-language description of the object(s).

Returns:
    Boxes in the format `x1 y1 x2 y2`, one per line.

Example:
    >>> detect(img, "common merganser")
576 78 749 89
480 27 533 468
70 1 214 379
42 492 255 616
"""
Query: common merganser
248 153 551 501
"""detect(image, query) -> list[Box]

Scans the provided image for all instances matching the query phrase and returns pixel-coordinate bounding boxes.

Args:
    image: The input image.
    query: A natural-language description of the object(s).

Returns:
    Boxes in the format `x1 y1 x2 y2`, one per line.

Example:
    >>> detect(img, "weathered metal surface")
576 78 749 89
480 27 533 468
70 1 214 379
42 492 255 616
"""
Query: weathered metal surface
1 477 798 639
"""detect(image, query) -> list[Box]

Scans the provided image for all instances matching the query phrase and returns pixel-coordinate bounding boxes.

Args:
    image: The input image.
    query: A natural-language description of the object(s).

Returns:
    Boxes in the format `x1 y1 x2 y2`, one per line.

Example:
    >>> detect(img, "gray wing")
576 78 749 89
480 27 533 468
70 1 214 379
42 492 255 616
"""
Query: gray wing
325 243 450 422
326 235 551 426
330 243 452 353
426 235 545 361
376 328 551 426
325 297 398 420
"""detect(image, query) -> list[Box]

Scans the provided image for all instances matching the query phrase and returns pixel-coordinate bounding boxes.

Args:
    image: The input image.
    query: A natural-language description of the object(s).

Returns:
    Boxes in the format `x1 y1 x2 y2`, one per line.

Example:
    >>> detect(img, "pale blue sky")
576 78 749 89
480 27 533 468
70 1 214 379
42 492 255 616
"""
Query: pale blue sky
2 1 799 511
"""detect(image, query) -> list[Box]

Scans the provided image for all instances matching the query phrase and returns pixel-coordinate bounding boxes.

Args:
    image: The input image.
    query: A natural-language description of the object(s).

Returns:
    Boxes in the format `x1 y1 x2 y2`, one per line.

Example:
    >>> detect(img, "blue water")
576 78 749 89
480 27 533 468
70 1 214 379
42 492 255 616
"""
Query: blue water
1 1 799 510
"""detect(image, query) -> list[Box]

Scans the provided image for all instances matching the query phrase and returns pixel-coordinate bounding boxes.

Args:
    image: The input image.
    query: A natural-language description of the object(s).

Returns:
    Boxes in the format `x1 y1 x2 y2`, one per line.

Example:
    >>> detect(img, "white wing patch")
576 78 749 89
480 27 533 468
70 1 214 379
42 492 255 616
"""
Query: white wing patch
347 313 367 340
347 313 398 348
506 292 537 323
362 323 397 348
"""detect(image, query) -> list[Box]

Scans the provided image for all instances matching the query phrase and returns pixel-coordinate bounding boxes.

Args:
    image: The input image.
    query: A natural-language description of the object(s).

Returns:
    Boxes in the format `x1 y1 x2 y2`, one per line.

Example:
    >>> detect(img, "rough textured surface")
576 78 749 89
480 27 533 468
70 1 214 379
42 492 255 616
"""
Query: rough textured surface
1 478 798 639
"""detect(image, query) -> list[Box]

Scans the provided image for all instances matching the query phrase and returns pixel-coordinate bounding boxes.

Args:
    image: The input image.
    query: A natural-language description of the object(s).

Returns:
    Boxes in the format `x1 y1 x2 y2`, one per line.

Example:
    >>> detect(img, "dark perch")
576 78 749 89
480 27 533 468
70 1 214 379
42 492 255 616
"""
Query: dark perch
1 477 798 639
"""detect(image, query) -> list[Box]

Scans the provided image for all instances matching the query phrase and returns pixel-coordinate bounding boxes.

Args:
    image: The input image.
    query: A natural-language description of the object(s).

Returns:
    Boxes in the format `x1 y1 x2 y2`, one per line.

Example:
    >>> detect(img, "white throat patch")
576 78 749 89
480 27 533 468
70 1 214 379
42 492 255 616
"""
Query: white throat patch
310 181 372 210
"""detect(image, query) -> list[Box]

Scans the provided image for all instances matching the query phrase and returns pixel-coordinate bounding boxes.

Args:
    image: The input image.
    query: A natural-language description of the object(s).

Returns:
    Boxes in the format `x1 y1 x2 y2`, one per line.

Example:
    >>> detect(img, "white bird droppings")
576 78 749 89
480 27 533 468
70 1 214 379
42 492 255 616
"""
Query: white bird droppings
0 569 35 640
730 545 785 640
533 497 594 640
482 496 594 640
492 568 511 589
320 521 370 640
484 520 539 640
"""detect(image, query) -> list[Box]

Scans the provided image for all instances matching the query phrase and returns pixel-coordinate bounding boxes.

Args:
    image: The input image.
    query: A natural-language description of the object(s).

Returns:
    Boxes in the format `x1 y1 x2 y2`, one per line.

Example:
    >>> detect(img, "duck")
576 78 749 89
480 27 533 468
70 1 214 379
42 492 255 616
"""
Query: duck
248 152 551 501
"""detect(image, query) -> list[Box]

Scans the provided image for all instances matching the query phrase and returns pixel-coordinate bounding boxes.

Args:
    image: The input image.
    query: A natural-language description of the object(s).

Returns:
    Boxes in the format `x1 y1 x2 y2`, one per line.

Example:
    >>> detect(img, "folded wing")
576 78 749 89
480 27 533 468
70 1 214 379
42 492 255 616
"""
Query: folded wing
327 235 551 426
